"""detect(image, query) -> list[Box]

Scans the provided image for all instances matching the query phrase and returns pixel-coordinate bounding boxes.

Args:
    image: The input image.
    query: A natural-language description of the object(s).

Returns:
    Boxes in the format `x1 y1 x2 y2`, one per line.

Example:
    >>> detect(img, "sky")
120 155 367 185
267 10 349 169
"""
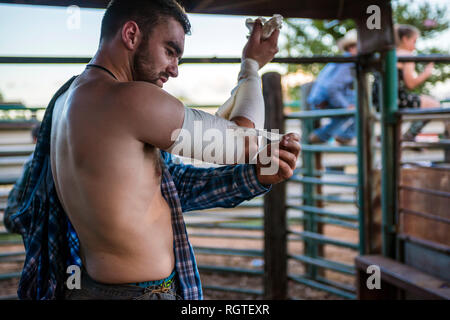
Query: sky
0 1 449 108
0 3 286 107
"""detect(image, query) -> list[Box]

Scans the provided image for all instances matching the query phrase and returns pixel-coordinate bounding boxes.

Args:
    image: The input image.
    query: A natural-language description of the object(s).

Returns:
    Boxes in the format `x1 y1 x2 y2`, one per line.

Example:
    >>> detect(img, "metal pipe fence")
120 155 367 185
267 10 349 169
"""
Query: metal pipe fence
0 53 448 300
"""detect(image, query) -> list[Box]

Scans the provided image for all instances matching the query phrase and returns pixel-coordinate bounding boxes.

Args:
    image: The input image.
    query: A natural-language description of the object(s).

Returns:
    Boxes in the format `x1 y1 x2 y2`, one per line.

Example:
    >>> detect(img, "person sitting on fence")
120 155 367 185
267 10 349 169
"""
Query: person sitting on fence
3 122 40 234
307 29 357 146
373 24 441 141
395 24 441 141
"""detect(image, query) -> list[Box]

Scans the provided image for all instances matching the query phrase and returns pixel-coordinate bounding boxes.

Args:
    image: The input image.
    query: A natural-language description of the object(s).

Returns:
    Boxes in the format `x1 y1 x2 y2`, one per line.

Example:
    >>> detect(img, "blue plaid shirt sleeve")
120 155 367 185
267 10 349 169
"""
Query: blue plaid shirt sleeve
160 152 271 212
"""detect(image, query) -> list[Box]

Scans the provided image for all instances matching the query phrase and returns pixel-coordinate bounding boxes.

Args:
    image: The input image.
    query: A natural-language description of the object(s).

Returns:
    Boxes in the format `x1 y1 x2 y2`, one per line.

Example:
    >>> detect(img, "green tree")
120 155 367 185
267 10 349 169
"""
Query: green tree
0 90 4 103
281 0 449 98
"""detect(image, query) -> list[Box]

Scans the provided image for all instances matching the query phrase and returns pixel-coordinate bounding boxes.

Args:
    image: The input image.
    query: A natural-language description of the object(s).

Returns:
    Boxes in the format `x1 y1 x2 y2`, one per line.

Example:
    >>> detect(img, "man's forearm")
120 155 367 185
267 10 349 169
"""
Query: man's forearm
215 58 265 129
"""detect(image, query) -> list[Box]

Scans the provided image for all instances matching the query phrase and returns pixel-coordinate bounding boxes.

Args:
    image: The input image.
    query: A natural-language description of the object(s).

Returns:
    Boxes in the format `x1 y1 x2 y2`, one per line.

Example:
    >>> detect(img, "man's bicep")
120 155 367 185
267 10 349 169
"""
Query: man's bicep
131 88 185 149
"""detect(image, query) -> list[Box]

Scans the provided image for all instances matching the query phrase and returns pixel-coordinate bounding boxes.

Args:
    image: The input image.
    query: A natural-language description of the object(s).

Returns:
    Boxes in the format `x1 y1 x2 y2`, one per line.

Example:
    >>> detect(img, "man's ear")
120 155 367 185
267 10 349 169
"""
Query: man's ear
121 21 141 51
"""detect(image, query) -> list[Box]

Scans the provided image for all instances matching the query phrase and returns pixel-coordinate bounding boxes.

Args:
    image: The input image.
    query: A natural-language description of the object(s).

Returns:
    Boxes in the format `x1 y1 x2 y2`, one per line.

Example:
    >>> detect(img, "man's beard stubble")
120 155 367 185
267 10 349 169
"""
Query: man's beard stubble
132 42 168 86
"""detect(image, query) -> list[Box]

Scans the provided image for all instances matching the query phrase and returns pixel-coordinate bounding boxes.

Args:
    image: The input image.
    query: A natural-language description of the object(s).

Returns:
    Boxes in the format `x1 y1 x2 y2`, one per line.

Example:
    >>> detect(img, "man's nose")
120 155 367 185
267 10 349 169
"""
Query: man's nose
167 61 178 78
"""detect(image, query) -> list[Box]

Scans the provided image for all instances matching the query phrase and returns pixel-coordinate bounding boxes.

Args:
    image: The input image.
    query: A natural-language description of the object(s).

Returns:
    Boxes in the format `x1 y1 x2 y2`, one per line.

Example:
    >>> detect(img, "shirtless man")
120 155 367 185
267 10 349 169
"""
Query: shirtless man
47 0 300 300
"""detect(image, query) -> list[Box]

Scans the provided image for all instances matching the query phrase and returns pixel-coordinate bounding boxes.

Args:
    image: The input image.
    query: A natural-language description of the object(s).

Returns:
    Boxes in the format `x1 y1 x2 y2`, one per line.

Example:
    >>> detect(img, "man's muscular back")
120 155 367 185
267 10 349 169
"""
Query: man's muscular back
50 70 183 284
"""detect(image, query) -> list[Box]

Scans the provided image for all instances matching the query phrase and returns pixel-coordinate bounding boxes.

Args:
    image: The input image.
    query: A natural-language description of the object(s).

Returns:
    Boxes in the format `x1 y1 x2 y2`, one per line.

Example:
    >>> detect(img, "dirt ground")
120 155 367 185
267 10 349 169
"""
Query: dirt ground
190 223 357 300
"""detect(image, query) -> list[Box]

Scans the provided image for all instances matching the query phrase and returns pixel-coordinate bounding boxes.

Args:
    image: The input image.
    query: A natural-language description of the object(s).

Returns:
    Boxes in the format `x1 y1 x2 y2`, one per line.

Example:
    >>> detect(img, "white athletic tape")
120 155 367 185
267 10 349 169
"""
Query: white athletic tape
245 14 283 40
215 58 264 129
165 106 283 167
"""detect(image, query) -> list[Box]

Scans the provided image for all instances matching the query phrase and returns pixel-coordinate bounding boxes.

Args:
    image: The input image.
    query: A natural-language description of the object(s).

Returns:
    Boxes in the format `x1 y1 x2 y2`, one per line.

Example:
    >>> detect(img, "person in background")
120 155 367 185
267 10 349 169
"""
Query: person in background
394 24 440 141
3 122 40 234
308 29 357 145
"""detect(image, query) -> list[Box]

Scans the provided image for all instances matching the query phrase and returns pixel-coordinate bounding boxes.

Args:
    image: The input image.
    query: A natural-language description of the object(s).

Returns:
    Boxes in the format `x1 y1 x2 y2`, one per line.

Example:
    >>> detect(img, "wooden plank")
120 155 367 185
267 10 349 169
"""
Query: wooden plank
399 166 450 246
355 255 450 300
400 212 450 246
262 72 287 300
403 240 450 282
400 167 450 193
400 187 450 219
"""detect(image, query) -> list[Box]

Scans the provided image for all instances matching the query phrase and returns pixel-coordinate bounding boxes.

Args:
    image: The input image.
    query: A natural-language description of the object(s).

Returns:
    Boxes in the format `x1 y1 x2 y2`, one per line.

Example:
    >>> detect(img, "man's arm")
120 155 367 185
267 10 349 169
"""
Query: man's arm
216 19 280 128
123 20 282 164
161 131 300 212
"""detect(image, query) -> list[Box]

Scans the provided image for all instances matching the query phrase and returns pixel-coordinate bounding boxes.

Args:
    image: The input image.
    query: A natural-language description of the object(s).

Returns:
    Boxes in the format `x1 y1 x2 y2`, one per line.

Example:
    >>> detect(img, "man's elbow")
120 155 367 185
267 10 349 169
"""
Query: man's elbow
231 116 255 129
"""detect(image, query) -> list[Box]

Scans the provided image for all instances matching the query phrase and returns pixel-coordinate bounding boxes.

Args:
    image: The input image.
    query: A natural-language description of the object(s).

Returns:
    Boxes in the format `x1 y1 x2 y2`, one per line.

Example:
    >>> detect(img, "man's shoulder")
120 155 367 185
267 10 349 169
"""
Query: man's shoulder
114 81 182 110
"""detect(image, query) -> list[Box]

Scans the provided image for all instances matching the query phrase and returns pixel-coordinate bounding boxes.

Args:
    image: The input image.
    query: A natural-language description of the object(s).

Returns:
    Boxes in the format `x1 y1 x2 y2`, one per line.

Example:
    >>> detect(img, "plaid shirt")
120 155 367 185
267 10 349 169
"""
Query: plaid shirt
6 76 272 300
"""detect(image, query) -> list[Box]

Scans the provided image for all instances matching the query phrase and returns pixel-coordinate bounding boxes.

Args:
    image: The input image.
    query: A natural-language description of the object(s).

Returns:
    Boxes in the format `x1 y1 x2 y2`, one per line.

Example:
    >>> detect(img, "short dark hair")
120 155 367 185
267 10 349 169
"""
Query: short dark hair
100 0 191 42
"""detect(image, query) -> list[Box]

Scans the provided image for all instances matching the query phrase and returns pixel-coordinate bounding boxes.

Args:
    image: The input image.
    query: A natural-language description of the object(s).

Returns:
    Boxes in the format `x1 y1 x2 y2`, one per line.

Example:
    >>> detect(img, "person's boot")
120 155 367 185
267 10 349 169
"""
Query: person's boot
334 136 353 145
403 120 430 141
308 133 323 144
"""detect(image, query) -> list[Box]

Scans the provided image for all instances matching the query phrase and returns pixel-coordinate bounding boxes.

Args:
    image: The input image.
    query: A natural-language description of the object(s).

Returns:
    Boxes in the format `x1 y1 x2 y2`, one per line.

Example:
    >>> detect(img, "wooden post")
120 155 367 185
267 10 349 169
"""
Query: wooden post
262 72 287 299
355 57 376 255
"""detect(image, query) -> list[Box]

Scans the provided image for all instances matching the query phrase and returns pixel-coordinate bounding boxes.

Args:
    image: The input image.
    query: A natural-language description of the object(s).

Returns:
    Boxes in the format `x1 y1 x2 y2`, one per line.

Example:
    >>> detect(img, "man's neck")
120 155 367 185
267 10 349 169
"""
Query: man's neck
89 42 134 82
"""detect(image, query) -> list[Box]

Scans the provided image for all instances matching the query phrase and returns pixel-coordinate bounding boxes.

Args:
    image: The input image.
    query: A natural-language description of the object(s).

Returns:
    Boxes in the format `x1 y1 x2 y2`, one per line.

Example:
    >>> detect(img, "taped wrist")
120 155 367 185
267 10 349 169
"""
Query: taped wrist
165 106 254 165
215 58 265 129
238 58 259 80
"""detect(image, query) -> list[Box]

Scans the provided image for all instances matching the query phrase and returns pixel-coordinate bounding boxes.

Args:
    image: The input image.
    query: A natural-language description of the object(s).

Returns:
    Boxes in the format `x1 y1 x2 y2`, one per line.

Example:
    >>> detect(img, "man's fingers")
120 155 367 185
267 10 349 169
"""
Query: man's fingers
278 158 294 179
267 28 280 46
283 132 300 141
249 19 263 43
280 134 301 157
279 149 297 170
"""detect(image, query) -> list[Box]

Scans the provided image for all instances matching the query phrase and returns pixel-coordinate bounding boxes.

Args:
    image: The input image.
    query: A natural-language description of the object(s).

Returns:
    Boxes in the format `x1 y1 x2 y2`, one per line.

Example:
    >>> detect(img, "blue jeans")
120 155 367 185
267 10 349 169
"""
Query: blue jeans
313 112 356 142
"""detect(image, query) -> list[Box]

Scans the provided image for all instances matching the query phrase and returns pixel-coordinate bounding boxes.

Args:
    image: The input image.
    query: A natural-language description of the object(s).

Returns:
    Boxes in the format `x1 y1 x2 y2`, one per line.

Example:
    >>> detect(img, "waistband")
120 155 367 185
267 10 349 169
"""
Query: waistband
128 269 176 288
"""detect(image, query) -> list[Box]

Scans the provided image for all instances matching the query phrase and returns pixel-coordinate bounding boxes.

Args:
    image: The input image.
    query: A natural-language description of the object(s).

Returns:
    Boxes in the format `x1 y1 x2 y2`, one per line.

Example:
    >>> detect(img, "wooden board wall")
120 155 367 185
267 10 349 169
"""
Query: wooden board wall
399 167 450 246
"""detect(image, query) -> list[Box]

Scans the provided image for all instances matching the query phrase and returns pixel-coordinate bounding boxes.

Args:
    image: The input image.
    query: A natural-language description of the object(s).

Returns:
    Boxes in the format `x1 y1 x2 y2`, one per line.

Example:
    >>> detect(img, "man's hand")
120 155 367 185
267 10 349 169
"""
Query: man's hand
256 133 300 185
242 19 280 69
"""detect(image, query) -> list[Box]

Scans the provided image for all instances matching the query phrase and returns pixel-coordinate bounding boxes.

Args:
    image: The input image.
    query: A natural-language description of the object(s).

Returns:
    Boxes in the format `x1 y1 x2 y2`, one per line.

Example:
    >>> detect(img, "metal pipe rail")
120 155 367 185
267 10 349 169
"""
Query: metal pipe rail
289 274 355 299
202 285 263 296
288 254 355 276
290 194 356 204
288 204 358 221
288 230 359 250
300 144 357 153
294 167 358 177
2 55 449 65
397 107 450 121
0 272 21 281
290 213 359 230
186 223 263 231
193 246 263 258
290 176 358 188
286 108 356 119
0 56 359 65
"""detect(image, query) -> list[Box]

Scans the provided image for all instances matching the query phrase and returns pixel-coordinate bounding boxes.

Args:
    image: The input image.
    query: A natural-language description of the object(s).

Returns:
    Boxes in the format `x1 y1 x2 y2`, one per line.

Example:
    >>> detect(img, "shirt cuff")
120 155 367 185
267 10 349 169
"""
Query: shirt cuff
245 164 272 195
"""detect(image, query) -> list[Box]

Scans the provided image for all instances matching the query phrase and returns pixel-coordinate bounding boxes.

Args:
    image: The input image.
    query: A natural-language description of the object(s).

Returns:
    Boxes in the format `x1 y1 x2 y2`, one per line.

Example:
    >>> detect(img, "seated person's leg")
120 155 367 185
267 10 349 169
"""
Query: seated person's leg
310 117 348 143
403 95 440 141
333 117 356 145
